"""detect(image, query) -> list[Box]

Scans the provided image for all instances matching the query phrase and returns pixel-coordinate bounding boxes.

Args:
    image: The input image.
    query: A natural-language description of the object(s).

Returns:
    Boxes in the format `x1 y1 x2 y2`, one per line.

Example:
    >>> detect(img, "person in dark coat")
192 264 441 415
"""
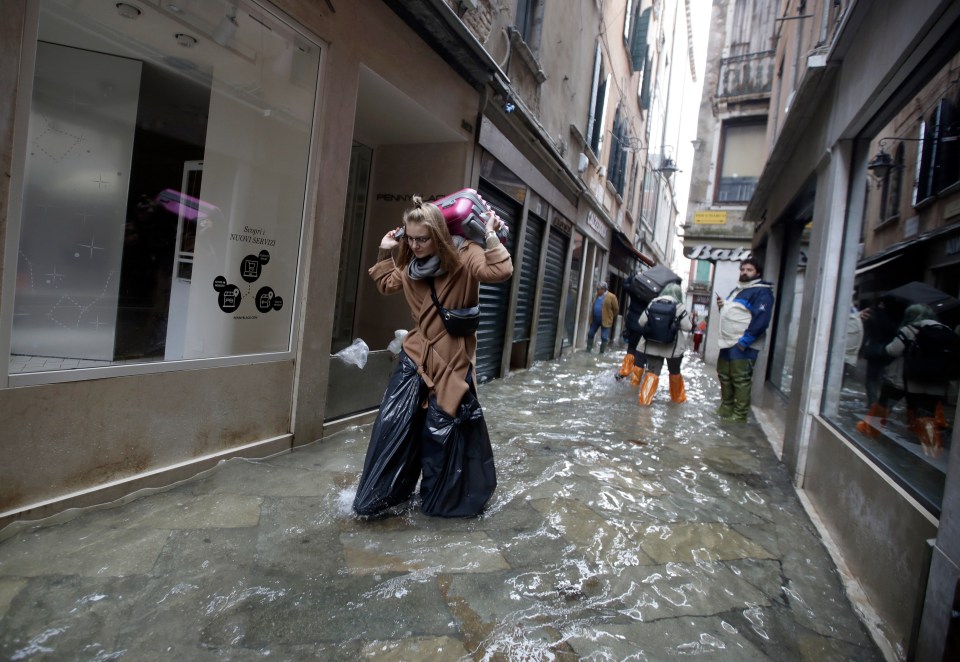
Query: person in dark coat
617 272 649 386
858 296 900 407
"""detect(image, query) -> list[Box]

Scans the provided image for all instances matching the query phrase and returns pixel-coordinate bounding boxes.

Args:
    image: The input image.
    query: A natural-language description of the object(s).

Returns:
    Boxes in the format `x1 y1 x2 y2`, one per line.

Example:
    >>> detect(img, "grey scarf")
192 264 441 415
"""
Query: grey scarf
407 255 444 280
406 236 466 280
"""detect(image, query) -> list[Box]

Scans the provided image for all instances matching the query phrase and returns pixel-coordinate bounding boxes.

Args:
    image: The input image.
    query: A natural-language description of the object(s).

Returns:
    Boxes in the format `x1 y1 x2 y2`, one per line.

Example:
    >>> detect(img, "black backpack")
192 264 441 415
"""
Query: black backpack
642 299 683 344
903 323 960 382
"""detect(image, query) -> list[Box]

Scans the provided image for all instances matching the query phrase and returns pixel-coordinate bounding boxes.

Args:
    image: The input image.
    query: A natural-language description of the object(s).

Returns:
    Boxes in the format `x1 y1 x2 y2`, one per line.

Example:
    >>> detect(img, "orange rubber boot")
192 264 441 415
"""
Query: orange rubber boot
914 417 944 458
855 404 888 438
619 353 635 378
669 374 687 403
638 373 659 405
630 365 644 386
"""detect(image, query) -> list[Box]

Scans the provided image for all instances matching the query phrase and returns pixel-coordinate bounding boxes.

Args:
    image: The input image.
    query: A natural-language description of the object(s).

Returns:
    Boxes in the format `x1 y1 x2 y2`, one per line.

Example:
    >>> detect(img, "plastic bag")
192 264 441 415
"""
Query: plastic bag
419 392 497 518
334 338 369 369
353 354 426 517
387 329 408 355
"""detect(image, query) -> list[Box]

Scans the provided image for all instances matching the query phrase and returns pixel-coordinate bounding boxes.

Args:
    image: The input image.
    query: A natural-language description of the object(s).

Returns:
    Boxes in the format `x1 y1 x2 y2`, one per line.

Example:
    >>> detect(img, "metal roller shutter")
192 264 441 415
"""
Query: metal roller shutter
534 226 569 361
475 183 518 383
514 214 544 341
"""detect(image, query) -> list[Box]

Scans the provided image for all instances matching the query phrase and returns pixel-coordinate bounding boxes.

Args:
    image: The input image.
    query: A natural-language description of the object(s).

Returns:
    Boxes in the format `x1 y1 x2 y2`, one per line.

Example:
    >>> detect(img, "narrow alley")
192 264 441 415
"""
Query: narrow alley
0 351 883 660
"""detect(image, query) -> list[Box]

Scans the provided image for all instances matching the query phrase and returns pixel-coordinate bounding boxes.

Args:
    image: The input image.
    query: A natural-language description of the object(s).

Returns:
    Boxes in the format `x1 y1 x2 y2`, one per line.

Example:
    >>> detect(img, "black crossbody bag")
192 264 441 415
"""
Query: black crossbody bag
428 278 480 337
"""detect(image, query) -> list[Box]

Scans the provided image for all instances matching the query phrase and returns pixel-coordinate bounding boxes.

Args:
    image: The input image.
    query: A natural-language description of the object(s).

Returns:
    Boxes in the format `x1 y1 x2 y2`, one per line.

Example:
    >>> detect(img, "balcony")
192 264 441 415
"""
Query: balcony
717 50 775 100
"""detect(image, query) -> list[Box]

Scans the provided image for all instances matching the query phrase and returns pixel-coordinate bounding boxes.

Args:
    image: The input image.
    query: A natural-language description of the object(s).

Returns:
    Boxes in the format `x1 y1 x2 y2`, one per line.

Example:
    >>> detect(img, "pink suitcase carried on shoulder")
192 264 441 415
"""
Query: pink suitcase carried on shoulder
434 188 509 244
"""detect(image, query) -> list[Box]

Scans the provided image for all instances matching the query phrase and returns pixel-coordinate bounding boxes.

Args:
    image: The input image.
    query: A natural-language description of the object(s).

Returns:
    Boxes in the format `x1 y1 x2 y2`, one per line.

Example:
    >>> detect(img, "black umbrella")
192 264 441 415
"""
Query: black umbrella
640 264 682 287
882 281 960 319
625 264 682 305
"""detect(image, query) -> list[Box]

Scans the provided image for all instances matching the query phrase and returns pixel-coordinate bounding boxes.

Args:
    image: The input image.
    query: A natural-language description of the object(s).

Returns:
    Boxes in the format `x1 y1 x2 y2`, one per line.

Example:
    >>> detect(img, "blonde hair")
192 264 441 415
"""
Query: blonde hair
396 195 461 272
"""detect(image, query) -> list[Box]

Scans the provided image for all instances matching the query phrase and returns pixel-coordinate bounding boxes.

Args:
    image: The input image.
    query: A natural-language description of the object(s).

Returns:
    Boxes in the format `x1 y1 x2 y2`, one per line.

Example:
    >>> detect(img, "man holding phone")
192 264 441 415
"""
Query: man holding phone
715 258 775 422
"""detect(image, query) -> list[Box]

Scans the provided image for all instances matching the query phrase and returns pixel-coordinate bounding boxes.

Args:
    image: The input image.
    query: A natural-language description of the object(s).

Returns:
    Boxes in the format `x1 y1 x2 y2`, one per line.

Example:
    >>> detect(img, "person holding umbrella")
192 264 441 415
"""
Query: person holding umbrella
856 303 959 457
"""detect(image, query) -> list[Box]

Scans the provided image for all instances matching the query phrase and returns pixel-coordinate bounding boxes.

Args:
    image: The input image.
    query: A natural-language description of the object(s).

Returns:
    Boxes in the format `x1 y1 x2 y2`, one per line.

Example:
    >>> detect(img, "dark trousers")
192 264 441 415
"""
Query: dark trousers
645 355 682 376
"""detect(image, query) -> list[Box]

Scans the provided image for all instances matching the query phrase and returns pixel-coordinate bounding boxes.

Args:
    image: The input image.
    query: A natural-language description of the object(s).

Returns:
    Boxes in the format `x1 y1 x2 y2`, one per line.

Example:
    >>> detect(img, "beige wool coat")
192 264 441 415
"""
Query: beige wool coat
369 239 513 416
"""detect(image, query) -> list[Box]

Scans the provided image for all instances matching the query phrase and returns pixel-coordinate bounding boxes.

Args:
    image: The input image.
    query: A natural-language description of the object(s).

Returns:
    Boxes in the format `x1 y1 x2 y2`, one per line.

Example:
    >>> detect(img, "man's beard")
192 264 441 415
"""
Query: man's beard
739 274 754 282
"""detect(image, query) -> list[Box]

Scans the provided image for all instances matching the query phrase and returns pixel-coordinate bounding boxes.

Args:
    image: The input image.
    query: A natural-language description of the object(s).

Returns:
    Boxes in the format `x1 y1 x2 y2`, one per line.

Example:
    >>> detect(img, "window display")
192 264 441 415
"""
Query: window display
9 0 320 378
822 53 960 515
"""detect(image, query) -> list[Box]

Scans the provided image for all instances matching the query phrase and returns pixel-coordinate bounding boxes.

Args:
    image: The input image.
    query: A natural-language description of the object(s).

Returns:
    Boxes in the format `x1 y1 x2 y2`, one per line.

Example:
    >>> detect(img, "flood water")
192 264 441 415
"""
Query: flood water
0 351 884 660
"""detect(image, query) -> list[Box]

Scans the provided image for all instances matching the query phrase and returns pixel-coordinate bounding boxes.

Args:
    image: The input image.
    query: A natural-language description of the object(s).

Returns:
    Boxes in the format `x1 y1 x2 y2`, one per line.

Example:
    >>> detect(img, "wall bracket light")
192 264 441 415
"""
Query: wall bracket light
867 136 926 182
656 156 680 180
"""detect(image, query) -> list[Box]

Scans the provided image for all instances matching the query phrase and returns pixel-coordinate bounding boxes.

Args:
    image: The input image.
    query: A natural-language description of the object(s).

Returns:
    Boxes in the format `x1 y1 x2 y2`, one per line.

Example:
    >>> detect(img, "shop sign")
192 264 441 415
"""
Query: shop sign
683 244 752 261
694 210 727 225
586 210 608 239
376 193 446 202
552 215 573 234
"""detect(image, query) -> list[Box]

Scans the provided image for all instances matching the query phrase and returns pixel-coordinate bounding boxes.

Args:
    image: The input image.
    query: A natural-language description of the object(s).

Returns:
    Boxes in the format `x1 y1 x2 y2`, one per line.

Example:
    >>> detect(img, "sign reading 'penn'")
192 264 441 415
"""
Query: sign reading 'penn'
684 244 752 261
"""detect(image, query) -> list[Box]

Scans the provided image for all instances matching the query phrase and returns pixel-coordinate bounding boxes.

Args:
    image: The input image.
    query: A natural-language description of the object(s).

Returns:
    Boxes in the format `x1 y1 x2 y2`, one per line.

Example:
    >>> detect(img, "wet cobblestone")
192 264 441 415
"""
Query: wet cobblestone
0 351 884 660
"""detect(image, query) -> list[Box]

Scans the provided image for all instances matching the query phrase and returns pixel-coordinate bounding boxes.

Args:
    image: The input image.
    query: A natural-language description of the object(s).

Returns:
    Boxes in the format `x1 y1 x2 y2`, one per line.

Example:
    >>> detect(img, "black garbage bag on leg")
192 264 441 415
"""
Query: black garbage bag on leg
353 353 427 517
419 391 497 517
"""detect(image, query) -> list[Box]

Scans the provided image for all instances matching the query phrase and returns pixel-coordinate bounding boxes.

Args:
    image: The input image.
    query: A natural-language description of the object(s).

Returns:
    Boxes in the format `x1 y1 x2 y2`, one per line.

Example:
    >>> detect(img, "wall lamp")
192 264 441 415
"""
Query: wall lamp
867 137 925 181
866 139 898 181
656 156 679 180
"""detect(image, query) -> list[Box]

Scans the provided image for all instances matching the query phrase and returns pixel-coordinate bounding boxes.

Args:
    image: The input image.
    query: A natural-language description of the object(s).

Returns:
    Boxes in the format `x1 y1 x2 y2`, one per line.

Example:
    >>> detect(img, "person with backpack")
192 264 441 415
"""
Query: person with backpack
855 303 958 457
715 258 775 422
634 283 692 405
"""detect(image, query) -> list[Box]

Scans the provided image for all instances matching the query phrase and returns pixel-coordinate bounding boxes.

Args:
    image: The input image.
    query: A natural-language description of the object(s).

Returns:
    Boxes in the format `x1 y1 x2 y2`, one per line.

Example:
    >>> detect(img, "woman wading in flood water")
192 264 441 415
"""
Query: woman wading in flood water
353 194 512 518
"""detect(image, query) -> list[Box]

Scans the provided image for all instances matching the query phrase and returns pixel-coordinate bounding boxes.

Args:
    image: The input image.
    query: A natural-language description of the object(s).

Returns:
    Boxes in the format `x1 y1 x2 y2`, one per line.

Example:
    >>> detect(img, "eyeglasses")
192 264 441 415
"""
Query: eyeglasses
406 234 432 246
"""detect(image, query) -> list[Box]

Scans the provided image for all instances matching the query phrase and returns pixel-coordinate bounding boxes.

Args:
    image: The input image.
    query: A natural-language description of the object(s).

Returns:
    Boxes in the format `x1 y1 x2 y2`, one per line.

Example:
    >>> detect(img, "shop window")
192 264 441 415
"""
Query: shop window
331 142 373 354
767 218 811 397
822 76 960 515
586 43 610 157
716 120 766 203
9 0 321 379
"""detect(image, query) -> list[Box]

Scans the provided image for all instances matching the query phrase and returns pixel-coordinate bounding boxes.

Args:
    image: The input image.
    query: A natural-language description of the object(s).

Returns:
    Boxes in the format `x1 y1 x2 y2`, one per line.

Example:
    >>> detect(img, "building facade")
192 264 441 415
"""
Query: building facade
732 0 960 658
0 1 689 529
681 0 777 364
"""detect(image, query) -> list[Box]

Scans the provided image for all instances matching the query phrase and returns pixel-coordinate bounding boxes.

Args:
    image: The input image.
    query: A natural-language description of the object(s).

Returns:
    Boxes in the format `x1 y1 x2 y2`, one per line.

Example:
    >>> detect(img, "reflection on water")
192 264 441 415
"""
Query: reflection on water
0 351 881 660
328 352 879 659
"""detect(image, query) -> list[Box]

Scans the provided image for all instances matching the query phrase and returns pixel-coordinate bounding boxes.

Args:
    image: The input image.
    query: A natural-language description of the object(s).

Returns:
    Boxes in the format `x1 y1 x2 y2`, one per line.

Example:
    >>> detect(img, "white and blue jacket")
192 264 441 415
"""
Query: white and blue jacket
718 279 775 360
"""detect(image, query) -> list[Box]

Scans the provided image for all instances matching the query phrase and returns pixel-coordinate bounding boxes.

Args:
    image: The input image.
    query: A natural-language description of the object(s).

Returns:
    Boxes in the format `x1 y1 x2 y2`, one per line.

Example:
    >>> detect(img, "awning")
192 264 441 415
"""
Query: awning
855 223 960 273
854 254 901 276
612 230 655 266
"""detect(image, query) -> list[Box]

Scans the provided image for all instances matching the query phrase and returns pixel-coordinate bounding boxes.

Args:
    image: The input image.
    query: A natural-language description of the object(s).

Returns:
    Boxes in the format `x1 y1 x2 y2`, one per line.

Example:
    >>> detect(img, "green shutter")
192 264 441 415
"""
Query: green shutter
631 7 650 71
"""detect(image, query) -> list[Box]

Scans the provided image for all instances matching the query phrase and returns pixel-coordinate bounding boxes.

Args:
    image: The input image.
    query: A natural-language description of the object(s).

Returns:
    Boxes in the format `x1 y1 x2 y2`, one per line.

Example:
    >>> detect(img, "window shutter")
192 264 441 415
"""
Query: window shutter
639 49 652 109
586 43 602 151
631 7 650 71
936 98 958 192
596 74 610 156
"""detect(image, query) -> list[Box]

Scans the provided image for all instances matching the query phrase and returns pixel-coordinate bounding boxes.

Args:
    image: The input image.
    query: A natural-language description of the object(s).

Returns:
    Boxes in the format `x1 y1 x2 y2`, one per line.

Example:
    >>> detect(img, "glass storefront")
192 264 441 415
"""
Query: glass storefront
9 0 320 377
822 52 960 516
767 219 811 398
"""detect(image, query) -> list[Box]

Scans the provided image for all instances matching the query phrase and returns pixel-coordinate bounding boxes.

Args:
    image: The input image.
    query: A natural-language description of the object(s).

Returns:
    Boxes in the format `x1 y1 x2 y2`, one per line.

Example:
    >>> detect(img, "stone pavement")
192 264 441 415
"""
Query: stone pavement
0 351 885 660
